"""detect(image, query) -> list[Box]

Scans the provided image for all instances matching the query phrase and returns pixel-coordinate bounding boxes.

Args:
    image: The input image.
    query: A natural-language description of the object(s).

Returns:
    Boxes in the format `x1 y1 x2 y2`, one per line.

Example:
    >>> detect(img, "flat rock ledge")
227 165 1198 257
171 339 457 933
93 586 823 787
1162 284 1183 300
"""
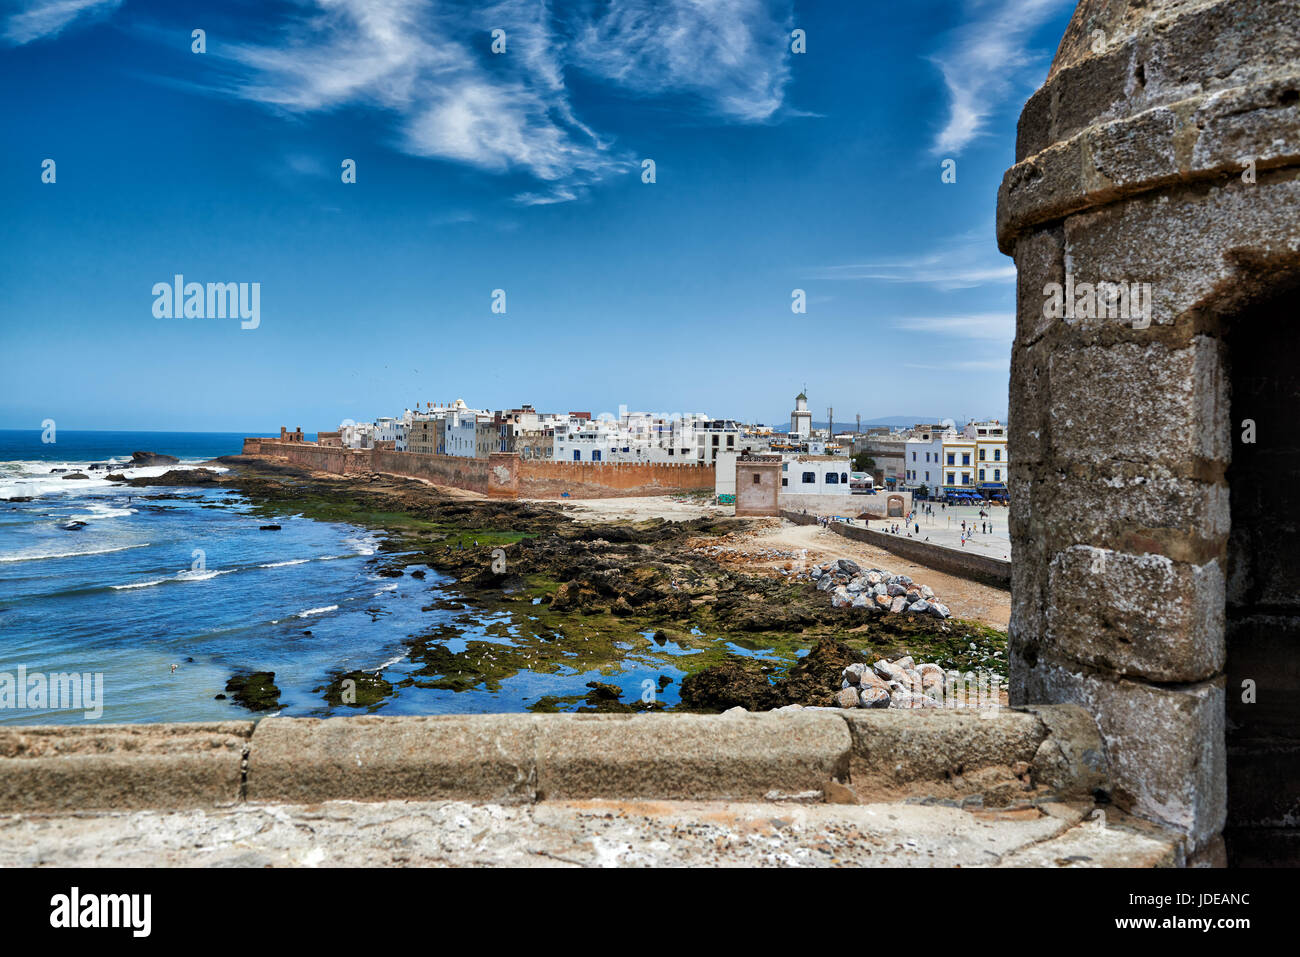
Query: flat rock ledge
0 797 1179 868
0 709 1188 866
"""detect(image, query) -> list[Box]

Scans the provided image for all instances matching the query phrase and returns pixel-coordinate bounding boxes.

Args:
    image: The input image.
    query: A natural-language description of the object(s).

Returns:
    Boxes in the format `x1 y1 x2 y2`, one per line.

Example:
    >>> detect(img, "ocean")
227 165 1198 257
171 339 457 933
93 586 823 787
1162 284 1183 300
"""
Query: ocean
0 430 694 723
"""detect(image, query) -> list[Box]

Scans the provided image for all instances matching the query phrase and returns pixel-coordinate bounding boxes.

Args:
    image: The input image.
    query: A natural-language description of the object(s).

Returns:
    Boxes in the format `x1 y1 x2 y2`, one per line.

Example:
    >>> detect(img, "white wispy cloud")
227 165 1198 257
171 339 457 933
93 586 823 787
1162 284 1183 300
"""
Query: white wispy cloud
215 0 793 202
928 0 1074 156
807 229 1015 291
815 259 1016 288
4 0 120 45
904 358 1008 371
572 0 792 122
894 314 1013 340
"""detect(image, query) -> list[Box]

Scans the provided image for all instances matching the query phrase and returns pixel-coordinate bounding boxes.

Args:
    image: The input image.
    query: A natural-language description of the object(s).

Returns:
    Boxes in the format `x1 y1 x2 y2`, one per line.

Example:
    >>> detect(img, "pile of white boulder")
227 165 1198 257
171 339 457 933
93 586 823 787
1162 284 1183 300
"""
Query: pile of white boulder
834 656 946 709
809 560 951 619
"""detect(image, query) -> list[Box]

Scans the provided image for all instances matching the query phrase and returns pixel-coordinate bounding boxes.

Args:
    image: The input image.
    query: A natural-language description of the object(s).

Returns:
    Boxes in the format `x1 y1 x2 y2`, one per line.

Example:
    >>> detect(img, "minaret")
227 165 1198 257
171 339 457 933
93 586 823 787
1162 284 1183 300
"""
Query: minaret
790 389 812 438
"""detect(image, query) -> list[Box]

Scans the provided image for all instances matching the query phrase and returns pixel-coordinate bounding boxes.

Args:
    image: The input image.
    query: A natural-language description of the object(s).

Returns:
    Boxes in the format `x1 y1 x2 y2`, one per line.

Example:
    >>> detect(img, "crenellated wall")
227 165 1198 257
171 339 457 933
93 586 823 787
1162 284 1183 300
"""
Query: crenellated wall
245 441 713 500
518 459 714 499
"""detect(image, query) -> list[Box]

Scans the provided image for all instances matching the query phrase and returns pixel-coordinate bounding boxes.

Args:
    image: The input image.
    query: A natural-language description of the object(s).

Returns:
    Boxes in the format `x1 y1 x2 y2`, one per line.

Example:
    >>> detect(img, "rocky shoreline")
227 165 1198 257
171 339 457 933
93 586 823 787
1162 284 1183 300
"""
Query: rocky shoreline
117 456 1008 714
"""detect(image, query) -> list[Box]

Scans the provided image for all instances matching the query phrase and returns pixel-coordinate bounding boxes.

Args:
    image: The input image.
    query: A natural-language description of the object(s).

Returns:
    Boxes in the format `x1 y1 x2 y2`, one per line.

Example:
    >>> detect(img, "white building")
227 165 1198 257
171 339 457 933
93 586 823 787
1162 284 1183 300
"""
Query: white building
963 419 1009 492
339 421 376 449
781 455 855 494
443 400 485 458
772 453 895 517
903 425 957 492
691 418 767 465
554 418 627 462
374 416 407 451
554 411 747 464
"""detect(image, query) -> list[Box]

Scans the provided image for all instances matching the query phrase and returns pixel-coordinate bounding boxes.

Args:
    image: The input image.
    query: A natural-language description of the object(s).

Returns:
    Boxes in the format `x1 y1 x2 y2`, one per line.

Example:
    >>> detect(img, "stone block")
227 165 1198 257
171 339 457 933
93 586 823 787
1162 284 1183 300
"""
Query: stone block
1019 461 1228 561
1191 78 1300 174
1045 546 1225 682
1015 225 1066 347
1084 105 1181 192
534 712 850 800
0 722 251 811
1008 334 1052 469
839 709 1045 788
1023 703 1110 799
1048 338 1229 467
245 715 539 804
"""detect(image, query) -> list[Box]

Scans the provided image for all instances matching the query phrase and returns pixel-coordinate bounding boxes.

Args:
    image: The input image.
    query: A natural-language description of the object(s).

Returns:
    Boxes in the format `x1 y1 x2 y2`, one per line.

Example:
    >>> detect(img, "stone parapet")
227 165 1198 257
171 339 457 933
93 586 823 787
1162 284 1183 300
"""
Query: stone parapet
0 708 1114 817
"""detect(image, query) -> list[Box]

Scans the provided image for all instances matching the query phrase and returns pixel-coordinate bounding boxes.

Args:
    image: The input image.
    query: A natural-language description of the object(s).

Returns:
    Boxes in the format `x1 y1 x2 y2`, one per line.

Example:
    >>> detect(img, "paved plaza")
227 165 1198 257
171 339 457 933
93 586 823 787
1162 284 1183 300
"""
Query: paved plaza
850 501 1012 561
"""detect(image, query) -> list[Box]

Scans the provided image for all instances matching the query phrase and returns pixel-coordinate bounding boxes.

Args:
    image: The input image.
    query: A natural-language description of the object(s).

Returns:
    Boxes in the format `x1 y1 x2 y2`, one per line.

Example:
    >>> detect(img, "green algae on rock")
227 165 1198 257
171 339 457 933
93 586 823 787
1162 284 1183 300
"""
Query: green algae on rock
223 671 282 712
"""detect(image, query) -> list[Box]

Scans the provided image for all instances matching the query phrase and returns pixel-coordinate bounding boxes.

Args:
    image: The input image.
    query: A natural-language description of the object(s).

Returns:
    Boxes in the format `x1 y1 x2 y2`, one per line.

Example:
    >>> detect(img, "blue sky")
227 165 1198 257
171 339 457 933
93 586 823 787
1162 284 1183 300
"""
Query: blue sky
0 0 1077 432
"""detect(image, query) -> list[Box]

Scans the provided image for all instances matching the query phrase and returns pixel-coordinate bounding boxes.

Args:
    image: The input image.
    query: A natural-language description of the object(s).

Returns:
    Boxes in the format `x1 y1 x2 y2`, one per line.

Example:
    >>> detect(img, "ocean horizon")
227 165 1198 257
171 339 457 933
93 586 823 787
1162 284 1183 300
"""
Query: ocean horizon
0 429 315 466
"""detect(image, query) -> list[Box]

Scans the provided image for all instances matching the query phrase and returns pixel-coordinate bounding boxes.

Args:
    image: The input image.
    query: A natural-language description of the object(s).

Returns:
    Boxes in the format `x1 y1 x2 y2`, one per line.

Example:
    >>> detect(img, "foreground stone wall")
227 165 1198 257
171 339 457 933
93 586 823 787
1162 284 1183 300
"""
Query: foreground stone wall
0 708 1107 814
998 0 1300 861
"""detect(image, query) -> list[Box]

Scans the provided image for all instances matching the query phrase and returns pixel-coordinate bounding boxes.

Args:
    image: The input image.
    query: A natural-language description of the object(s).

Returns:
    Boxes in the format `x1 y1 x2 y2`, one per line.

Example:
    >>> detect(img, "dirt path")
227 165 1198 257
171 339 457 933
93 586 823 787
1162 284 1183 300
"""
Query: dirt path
550 495 729 523
691 519 1011 631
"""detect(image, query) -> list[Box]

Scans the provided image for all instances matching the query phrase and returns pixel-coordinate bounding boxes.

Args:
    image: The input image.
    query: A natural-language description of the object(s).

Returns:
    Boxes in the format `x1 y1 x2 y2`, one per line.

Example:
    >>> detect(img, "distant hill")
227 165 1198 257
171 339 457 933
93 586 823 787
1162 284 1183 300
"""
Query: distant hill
767 415 985 432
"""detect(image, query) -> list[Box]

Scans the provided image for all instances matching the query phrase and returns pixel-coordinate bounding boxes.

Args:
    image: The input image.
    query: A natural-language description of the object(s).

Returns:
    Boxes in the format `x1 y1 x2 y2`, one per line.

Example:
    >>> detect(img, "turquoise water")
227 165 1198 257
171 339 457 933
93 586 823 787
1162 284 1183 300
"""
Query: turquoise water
0 431 700 722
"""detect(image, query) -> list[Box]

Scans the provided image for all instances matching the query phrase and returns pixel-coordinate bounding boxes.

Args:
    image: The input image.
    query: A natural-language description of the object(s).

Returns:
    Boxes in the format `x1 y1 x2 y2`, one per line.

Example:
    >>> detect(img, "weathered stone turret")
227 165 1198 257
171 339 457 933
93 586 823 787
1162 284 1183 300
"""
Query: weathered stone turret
998 0 1300 865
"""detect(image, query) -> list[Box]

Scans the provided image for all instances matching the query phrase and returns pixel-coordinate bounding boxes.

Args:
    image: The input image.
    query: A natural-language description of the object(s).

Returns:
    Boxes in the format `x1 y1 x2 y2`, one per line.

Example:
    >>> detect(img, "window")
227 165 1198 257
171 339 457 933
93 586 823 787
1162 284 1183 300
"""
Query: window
979 449 986 461
593 450 602 462
727 436 734 447
994 449 1002 461
947 453 955 465
947 472 955 485
961 453 970 466
994 469 1001 481
826 472 839 484
802 472 816 484
979 469 985 481
572 450 580 461
782 478 788 486
912 451 916 460
752 473 761 484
